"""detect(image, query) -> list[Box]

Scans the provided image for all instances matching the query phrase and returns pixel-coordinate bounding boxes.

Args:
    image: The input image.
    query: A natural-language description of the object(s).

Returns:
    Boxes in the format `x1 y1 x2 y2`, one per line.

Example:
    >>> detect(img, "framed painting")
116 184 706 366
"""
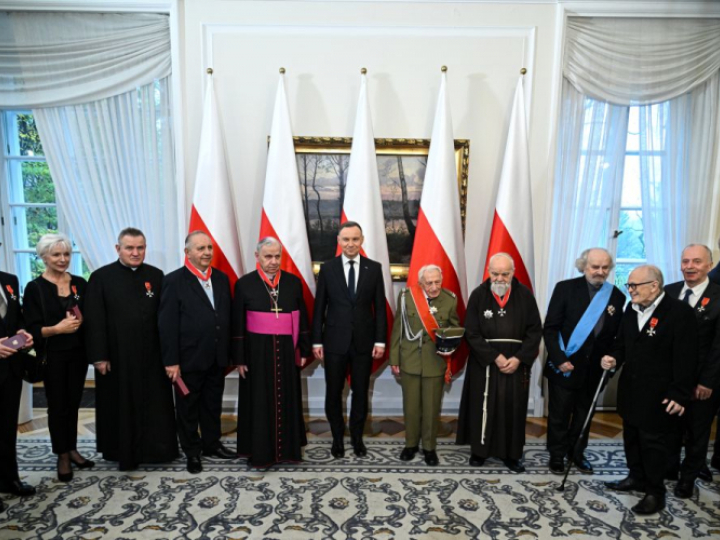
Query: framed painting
295 136 469 281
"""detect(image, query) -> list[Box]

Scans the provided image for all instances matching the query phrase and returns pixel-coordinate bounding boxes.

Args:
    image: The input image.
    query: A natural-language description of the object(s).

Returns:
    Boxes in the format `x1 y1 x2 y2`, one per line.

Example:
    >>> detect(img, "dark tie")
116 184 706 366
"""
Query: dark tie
348 260 356 302
683 289 692 304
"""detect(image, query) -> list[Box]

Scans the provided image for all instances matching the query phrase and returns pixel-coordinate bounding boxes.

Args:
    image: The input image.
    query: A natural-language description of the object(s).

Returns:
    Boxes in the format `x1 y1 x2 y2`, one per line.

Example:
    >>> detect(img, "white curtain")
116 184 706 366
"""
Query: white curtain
564 17 720 105
639 73 720 283
547 80 629 288
0 12 171 108
33 77 180 271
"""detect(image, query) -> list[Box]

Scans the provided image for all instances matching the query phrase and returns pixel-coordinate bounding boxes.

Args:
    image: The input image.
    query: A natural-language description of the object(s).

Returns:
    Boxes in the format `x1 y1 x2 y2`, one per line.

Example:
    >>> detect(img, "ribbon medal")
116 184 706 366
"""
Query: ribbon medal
647 317 658 337
698 297 710 313
5 284 16 301
145 282 154 298
71 285 80 301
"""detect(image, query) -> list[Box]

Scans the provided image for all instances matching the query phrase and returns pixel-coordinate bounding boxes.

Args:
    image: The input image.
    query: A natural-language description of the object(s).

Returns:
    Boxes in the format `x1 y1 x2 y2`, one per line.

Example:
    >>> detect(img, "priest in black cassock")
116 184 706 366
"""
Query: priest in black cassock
456 252 542 472
232 237 310 468
85 228 178 470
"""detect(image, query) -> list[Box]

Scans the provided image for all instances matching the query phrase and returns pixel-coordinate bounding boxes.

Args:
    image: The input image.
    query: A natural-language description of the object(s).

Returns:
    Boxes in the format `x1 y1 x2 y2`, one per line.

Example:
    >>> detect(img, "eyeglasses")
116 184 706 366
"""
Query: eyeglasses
624 280 657 292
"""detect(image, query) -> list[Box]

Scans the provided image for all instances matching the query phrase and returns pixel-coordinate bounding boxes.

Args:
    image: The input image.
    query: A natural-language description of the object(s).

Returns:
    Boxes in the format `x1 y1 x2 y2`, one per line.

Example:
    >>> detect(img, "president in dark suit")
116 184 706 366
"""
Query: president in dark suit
544 248 625 475
158 231 235 474
602 265 697 515
312 222 387 458
664 244 720 498
0 272 35 509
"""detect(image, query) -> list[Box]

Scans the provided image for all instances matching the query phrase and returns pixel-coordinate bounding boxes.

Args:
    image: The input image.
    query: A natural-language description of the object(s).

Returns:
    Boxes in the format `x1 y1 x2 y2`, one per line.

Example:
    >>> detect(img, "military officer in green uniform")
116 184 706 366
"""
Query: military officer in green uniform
390 264 461 466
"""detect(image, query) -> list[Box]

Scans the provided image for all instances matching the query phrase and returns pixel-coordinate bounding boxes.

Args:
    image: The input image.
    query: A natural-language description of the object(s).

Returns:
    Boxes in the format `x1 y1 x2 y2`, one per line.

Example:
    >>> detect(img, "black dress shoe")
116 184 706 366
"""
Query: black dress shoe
698 466 713 482
0 480 36 497
674 478 695 499
604 477 645 492
399 446 419 461
423 450 439 466
203 443 237 460
331 440 345 459
549 457 565 474
632 494 665 515
187 456 203 474
503 459 525 473
572 456 593 474
57 458 73 483
469 454 485 467
69 456 95 469
352 440 368 457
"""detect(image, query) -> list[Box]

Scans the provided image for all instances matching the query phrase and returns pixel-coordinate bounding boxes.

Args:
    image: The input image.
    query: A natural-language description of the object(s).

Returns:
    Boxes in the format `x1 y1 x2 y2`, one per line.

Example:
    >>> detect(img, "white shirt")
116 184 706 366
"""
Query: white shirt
632 292 665 331
341 254 360 293
196 270 214 308
679 278 710 308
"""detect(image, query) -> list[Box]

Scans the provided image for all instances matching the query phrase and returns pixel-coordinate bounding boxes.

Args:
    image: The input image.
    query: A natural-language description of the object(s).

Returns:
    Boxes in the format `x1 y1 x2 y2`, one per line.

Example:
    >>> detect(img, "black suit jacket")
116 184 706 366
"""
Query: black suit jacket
543 277 626 389
312 255 386 355
665 280 720 389
0 272 24 384
708 263 720 286
158 266 232 372
612 294 698 432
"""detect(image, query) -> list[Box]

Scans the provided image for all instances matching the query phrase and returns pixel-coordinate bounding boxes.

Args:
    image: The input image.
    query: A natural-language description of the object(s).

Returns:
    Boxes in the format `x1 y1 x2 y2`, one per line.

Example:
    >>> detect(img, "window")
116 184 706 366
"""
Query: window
0 111 88 290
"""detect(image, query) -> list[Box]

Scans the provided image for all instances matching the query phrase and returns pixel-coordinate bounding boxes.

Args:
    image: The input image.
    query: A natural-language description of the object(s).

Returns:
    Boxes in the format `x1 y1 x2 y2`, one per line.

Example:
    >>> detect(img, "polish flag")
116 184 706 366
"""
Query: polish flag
189 75 244 289
407 68 468 376
338 70 395 373
259 70 316 320
483 76 534 291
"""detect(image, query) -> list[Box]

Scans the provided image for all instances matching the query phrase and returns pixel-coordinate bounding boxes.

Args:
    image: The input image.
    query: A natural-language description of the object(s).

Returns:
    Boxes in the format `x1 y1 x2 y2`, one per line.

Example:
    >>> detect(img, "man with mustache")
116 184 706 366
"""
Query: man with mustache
456 253 542 473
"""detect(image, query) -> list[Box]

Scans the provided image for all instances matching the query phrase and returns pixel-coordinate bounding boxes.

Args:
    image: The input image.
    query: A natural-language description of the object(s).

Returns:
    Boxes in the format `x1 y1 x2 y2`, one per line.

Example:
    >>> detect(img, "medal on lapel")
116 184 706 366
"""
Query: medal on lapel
607 305 616 316
5 284 16 301
647 317 658 337
71 285 80 301
484 310 493 319
698 297 710 313
145 282 154 298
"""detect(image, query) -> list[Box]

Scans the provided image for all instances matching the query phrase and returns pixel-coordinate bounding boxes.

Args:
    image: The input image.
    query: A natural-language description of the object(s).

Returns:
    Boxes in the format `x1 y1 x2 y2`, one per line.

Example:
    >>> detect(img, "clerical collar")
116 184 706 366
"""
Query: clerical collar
117 259 140 272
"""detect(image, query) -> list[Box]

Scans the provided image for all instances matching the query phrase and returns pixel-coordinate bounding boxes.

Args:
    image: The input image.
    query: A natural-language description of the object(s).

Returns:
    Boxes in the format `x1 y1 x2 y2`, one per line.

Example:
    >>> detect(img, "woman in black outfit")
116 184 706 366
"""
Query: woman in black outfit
23 233 94 482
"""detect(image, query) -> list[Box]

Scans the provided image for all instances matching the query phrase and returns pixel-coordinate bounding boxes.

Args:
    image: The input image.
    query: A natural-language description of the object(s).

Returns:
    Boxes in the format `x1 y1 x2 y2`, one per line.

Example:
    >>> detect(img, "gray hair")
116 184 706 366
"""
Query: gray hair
682 243 713 263
256 236 282 254
36 233 73 259
634 264 664 289
117 227 145 245
575 247 615 273
184 230 211 250
488 252 515 269
418 264 442 283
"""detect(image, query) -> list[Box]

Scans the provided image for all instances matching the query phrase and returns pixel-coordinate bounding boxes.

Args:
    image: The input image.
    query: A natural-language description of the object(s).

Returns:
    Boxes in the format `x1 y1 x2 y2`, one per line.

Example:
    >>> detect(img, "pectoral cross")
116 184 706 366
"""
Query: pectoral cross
271 305 283 319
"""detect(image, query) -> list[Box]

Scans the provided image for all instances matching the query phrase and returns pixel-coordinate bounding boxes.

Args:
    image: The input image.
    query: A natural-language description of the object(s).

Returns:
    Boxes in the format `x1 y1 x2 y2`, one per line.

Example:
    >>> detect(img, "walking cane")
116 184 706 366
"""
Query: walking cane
557 369 610 492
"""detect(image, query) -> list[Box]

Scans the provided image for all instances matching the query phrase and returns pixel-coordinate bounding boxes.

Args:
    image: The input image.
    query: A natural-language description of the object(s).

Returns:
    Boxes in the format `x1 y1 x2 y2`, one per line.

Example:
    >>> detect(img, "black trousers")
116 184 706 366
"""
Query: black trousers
623 420 669 497
0 370 22 487
324 349 372 442
175 366 224 458
43 349 88 455
546 378 596 460
669 391 720 480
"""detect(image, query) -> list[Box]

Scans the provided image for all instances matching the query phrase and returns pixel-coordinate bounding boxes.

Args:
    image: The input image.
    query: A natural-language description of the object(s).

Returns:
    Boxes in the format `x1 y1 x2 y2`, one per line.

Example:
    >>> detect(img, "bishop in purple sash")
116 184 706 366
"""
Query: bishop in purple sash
232 237 310 468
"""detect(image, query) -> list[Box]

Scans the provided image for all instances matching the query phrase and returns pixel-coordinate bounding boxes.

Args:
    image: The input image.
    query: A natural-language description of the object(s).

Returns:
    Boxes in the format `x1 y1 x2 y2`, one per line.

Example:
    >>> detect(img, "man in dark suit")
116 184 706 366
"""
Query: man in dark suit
312 221 387 458
0 271 35 509
708 237 720 285
159 231 235 474
602 265 697 515
544 248 625 475
665 244 720 497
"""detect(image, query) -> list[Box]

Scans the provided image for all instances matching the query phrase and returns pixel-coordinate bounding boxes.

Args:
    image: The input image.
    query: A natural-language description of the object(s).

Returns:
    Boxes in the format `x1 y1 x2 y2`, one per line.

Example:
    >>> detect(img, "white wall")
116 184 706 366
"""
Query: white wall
178 0 560 415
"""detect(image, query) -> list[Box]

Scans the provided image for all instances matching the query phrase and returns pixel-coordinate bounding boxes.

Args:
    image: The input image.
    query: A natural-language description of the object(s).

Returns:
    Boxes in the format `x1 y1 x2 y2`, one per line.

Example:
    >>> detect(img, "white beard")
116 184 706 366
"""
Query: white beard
491 282 510 297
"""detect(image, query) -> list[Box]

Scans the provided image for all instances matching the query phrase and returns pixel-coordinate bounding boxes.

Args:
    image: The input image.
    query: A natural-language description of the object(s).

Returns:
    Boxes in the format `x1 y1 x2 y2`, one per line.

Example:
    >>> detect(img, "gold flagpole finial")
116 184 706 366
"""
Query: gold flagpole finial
441 65 448 73
279 67 286 74
361 67 367 75
520 68 527 75
206 68 213 75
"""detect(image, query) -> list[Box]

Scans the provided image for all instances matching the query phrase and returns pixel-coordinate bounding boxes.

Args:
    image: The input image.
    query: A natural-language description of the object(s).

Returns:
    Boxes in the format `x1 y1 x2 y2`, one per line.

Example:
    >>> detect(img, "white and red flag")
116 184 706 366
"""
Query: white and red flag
259 70 316 317
407 68 468 376
188 75 244 289
483 76 534 291
339 70 395 373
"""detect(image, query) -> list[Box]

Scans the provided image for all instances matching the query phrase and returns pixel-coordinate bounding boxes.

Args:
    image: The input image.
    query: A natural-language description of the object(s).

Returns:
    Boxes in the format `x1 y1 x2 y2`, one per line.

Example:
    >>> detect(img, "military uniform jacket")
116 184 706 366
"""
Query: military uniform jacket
389 288 460 377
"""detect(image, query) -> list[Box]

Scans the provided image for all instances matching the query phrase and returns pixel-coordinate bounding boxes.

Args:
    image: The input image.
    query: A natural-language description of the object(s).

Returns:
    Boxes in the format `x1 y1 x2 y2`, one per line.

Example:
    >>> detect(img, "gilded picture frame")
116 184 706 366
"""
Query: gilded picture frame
294 136 469 281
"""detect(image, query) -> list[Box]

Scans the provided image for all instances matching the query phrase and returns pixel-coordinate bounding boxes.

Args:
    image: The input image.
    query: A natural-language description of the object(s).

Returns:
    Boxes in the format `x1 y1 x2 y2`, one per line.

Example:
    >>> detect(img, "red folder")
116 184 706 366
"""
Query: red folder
173 376 190 397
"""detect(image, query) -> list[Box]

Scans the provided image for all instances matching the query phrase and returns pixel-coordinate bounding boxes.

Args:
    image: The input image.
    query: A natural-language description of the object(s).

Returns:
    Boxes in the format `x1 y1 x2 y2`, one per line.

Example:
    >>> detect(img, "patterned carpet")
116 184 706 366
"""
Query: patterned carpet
3 439 720 539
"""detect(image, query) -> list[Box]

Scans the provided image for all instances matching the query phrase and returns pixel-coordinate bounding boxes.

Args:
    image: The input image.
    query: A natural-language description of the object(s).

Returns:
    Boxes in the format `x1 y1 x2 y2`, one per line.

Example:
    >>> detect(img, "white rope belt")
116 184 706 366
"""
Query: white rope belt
480 338 523 444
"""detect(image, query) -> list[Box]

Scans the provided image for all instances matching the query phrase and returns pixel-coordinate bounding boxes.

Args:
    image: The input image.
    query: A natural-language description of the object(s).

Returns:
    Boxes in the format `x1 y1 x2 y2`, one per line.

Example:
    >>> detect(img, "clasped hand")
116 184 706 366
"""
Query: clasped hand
495 354 520 374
